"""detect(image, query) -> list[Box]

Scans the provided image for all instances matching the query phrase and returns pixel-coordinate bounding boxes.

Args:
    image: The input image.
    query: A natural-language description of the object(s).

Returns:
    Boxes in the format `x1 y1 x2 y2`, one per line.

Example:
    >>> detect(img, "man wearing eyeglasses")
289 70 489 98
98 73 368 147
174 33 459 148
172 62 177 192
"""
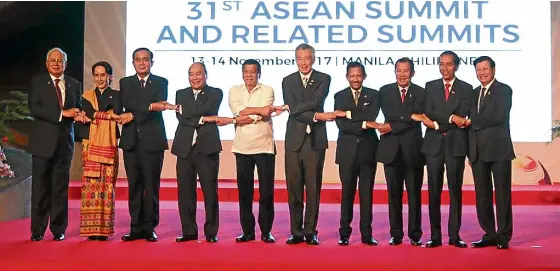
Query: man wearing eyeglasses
28 48 83 242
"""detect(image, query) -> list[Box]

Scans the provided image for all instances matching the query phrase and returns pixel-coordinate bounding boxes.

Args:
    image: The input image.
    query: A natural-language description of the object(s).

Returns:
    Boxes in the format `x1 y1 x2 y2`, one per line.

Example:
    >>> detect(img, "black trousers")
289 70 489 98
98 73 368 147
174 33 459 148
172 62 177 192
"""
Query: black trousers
383 146 423 241
176 145 219 237
425 139 466 241
31 146 72 236
235 153 275 235
471 160 513 245
123 148 164 234
285 135 326 237
338 158 376 239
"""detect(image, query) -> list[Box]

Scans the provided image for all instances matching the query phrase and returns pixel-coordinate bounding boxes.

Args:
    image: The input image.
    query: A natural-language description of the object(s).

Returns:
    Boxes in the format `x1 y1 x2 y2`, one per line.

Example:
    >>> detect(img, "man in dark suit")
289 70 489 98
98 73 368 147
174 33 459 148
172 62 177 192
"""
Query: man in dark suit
118 48 171 242
463 56 515 249
275 43 335 245
172 62 233 243
421 51 472 248
376 57 425 246
28 48 83 241
332 62 381 246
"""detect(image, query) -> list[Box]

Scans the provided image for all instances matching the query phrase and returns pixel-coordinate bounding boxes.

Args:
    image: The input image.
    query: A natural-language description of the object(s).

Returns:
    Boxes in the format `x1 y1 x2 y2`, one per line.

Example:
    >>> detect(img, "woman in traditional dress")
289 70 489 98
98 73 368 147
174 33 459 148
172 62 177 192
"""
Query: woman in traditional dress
79 61 121 241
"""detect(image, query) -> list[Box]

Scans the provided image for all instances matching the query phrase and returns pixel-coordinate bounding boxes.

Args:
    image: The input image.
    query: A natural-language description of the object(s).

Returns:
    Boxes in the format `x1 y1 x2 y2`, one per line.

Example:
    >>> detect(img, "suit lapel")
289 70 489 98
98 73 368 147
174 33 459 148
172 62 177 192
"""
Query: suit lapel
344 88 356 108
64 80 73 109
447 82 458 104
475 87 484 113
144 77 155 101
444 80 458 112
45 76 62 110
196 87 209 105
392 84 402 105
356 88 368 108
435 80 446 105
306 71 319 91
478 81 497 113
290 73 305 101
183 88 195 106
403 85 414 107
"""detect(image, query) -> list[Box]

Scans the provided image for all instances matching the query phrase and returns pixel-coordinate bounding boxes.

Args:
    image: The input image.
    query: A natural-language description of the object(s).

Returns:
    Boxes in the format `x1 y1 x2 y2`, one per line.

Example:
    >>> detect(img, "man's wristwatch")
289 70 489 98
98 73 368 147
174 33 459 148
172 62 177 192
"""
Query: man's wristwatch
232 118 237 124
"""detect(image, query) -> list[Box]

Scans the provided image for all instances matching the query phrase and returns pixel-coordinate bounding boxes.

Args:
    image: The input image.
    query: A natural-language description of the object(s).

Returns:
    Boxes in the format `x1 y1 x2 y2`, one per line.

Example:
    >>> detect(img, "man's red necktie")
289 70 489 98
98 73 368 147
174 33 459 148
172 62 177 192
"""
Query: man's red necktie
54 79 63 108
443 83 452 136
444 83 451 101
400 89 406 103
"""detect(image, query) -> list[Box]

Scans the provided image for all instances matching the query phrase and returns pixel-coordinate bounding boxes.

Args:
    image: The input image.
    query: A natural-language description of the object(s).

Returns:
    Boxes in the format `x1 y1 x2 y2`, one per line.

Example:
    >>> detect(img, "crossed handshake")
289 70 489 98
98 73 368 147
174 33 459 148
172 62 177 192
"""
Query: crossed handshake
414 113 471 129
63 108 135 125
149 101 179 112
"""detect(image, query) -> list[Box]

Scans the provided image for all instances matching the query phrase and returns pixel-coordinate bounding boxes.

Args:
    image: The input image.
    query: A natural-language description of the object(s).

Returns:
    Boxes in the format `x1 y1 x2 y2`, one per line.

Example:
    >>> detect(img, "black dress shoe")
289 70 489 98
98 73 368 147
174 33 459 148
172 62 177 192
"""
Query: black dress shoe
261 233 276 243
448 239 467 248
361 237 378 246
425 239 442 248
497 243 510 250
411 239 422 246
305 234 319 246
121 232 144 241
206 236 218 243
338 237 349 246
30 235 43 242
145 231 158 242
235 233 256 242
471 239 497 248
286 235 305 245
176 235 198 242
97 236 108 241
87 236 98 241
54 233 65 241
389 237 402 246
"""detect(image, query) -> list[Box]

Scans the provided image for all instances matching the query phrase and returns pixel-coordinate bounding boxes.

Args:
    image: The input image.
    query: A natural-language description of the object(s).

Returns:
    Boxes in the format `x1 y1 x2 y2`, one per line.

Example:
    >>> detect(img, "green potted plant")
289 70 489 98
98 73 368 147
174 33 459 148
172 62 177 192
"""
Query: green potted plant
0 90 32 178
0 90 32 142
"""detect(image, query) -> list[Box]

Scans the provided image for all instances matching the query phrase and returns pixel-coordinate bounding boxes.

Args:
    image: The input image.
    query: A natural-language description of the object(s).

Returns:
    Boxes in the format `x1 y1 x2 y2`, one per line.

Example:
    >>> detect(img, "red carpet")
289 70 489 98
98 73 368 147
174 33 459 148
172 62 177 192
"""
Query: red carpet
68 179 560 205
0 202 559 270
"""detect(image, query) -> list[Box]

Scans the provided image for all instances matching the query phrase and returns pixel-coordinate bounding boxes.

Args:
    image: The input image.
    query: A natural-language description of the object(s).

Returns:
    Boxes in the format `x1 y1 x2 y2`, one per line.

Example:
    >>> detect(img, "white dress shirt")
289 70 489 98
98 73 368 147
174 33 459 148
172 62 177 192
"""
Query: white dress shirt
137 74 150 87
229 83 275 155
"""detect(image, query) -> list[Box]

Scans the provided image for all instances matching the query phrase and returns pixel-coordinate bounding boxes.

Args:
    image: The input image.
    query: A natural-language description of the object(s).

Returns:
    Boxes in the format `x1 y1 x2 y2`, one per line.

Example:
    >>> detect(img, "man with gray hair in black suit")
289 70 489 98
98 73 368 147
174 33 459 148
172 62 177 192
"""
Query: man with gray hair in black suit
274 43 334 246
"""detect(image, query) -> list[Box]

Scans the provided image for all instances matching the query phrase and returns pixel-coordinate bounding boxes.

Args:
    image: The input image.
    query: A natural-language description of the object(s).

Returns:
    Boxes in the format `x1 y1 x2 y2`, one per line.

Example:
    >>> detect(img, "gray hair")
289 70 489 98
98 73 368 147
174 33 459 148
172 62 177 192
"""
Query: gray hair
295 43 315 59
46 47 68 63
